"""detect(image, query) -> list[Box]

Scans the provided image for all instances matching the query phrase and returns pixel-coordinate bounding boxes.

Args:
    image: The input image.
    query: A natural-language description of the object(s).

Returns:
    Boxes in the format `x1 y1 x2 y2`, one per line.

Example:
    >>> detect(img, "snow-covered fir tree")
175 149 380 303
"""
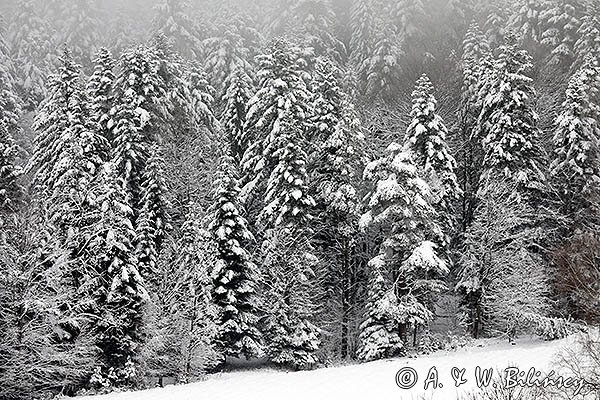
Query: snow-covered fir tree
509 0 544 46
404 74 461 240
479 0 511 47
360 23 402 101
260 227 322 370
0 120 21 212
87 47 116 141
550 57 600 230
135 145 169 278
202 22 253 100
8 0 55 108
153 0 203 60
358 145 448 360
241 38 313 212
261 112 316 227
307 57 365 359
459 23 492 228
45 0 103 67
30 48 106 229
356 257 404 361
350 0 375 65
293 0 346 63
210 155 263 361
539 0 585 65
477 32 545 193
87 162 148 385
574 11 600 68
0 50 21 148
221 66 254 160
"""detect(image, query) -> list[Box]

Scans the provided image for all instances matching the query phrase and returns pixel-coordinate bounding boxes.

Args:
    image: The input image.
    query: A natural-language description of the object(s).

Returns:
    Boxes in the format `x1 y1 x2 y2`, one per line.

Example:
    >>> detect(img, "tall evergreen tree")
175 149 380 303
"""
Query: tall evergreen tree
87 162 148 384
221 66 254 161
0 121 21 212
539 0 585 65
153 0 203 59
210 155 263 361
358 145 448 360
404 74 461 240
360 24 402 101
550 57 600 230
87 47 116 142
8 0 55 108
477 33 545 193
241 38 313 213
350 0 375 65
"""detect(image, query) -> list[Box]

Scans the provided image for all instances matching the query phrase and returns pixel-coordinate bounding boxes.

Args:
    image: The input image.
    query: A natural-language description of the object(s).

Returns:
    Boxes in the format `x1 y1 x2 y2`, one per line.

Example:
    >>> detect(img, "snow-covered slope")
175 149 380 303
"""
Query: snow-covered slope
82 336 579 400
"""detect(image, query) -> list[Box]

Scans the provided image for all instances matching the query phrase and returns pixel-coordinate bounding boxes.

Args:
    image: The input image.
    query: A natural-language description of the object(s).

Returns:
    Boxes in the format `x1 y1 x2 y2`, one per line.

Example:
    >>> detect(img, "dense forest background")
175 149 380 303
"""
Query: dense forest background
0 0 599 398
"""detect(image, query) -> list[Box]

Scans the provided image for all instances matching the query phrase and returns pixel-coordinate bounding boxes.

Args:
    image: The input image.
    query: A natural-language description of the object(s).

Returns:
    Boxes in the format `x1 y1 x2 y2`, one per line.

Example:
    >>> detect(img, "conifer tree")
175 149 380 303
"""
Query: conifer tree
30 48 106 230
459 23 492 228
210 155 263 361
539 0 585 65
574 12 600 67
509 0 544 45
45 0 103 67
294 0 346 63
308 57 365 360
135 145 169 278
241 39 313 212
358 145 448 360
477 33 544 192
360 24 402 101
221 66 253 161
87 47 116 141
88 162 148 384
404 74 461 239
0 121 21 212
203 20 253 99
350 0 375 65
8 0 55 108
550 58 600 229
356 258 404 361
153 0 203 59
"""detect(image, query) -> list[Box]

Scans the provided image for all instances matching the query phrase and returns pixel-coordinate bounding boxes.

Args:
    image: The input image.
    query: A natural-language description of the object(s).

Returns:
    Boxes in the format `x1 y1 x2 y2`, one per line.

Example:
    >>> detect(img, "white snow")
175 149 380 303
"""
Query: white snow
79 336 581 400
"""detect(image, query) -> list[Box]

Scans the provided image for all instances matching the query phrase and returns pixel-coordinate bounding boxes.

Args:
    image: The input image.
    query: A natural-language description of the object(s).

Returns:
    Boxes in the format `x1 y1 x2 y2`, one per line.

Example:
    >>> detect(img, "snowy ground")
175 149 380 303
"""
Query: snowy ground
81 335 590 400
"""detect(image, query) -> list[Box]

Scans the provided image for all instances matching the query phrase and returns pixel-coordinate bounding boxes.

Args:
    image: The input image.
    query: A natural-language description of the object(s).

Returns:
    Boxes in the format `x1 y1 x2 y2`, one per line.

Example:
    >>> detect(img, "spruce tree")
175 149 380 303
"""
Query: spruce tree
550 58 600 230
404 74 461 240
308 57 365 360
293 0 346 63
88 162 147 385
210 155 263 361
203 21 252 99
87 47 116 142
477 33 544 193
241 38 313 210
153 0 203 59
360 23 402 101
574 12 600 67
135 145 169 278
539 0 585 65
8 0 55 108
350 0 375 65
358 145 448 360
0 121 21 212
221 66 254 161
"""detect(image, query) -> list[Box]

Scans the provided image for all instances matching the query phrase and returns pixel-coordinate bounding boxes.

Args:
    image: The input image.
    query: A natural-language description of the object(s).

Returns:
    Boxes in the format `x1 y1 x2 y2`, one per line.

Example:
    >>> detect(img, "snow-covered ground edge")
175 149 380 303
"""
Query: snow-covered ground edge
79 334 592 400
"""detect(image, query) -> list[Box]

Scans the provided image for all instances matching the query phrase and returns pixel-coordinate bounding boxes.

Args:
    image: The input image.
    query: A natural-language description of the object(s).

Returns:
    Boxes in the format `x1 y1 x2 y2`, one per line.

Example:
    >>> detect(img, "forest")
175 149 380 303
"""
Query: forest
0 0 599 398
